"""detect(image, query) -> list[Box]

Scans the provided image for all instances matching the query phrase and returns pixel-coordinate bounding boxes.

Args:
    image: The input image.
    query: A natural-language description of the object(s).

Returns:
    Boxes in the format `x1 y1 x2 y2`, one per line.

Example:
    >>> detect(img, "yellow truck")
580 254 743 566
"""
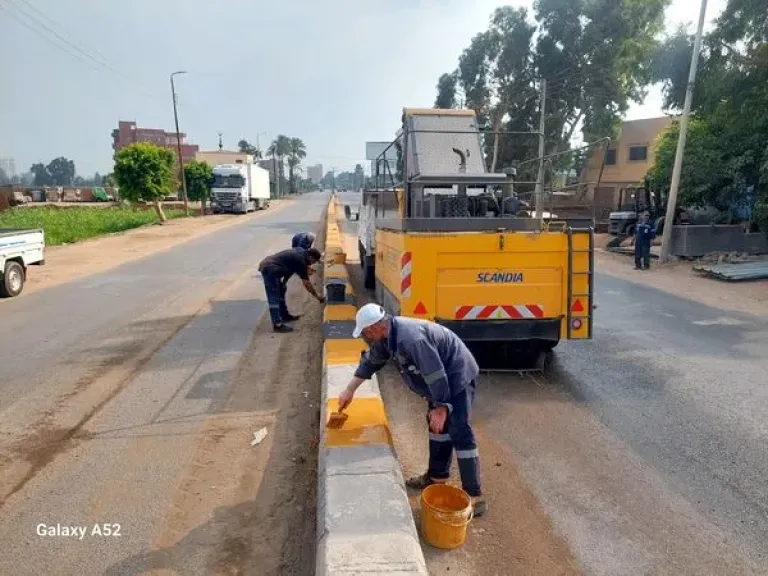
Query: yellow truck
358 108 595 368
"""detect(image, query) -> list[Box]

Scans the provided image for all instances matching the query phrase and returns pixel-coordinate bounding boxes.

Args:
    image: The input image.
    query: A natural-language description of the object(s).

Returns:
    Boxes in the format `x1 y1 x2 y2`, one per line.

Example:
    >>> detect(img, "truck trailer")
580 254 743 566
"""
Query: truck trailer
210 163 270 214
357 108 597 368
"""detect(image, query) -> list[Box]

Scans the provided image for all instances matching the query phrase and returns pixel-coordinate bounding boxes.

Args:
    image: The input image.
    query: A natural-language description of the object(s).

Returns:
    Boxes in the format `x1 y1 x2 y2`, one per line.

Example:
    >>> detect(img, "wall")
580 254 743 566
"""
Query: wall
672 225 768 257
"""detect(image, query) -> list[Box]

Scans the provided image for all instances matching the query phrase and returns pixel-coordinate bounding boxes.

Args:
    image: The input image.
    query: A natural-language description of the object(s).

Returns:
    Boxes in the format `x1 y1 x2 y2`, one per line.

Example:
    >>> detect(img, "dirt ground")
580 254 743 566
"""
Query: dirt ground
344 257 579 576
21 200 293 295
594 236 768 318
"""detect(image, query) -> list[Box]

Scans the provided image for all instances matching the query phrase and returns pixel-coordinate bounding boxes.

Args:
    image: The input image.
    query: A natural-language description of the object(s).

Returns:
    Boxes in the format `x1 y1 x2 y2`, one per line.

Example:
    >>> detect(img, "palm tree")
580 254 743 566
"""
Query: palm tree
269 135 291 194
287 137 307 193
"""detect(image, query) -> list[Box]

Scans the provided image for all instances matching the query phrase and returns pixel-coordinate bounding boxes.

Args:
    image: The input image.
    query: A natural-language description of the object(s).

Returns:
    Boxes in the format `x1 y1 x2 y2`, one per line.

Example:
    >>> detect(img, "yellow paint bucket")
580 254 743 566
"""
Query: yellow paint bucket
420 483 473 549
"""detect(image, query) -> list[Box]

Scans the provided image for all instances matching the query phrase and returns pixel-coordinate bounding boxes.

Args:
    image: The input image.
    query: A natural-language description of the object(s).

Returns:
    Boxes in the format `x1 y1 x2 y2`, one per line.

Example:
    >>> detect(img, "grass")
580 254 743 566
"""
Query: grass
0 205 187 246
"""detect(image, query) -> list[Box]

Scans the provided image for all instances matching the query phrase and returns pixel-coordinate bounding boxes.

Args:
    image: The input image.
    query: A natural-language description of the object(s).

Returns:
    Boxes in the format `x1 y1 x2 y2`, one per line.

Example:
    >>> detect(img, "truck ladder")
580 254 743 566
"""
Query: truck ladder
566 226 594 339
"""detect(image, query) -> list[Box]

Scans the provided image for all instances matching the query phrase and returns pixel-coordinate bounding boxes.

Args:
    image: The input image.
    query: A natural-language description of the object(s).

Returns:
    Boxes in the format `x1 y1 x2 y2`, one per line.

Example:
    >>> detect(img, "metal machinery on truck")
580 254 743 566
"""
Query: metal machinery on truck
358 108 600 367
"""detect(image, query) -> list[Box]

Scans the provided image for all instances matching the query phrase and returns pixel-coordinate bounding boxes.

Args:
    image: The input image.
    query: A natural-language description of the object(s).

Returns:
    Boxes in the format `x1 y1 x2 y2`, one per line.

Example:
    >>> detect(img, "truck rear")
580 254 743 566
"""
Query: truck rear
0 228 45 298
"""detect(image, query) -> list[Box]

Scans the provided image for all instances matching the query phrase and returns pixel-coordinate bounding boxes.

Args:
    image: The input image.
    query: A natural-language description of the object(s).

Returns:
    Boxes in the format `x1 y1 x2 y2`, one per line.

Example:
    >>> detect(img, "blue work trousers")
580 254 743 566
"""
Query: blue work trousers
427 382 482 497
262 270 290 325
635 241 651 269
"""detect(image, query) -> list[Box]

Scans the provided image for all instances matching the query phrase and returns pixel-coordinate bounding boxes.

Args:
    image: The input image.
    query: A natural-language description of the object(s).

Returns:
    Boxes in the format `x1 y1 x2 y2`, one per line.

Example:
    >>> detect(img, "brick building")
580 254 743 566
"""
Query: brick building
111 121 199 163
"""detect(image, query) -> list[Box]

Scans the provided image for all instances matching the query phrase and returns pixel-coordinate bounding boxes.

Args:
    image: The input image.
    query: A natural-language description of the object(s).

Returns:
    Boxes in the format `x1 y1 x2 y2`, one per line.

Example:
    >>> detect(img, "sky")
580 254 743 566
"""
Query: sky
0 0 728 177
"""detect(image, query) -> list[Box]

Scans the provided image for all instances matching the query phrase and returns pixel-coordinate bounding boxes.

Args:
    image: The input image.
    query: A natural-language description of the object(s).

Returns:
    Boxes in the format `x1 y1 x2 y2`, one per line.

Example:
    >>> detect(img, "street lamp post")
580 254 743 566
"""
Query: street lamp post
255 131 267 159
170 70 190 216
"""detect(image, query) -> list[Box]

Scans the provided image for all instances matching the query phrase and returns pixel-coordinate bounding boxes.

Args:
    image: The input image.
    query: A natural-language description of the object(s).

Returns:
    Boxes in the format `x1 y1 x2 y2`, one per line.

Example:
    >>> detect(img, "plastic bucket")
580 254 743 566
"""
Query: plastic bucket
325 279 346 303
420 483 473 550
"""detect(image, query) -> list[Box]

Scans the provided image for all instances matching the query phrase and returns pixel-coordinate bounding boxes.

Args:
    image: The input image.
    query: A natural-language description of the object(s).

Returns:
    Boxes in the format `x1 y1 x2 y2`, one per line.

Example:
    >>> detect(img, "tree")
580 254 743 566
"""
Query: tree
184 160 213 214
268 134 292 194
649 0 768 232
435 2 669 176
435 72 458 108
238 139 262 159
30 163 52 186
287 137 307 193
102 172 116 187
47 157 76 186
113 143 175 222
354 164 365 190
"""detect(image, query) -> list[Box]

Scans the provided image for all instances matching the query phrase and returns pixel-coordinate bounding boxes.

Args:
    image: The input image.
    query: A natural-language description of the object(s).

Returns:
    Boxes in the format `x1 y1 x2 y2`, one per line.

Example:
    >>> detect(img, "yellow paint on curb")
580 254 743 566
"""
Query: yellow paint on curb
324 305 358 322
326 339 366 365
325 397 392 447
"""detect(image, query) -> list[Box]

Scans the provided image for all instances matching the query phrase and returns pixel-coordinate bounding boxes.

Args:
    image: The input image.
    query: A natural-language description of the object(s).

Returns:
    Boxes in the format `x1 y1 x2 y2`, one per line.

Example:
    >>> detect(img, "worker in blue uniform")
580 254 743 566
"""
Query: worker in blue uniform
338 303 486 517
634 211 655 270
291 232 316 251
258 247 324 333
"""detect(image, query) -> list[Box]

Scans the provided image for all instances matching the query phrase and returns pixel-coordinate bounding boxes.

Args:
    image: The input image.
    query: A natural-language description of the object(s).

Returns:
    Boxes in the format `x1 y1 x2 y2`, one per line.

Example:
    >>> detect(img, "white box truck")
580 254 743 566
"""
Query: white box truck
0 228 45 298
210 163 270 214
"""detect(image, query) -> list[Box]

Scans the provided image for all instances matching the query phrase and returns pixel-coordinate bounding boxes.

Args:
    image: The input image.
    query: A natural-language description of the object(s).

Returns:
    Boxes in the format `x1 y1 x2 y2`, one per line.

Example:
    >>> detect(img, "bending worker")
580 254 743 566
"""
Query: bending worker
338 303 486 517
258 247 324 333
291 232 316 251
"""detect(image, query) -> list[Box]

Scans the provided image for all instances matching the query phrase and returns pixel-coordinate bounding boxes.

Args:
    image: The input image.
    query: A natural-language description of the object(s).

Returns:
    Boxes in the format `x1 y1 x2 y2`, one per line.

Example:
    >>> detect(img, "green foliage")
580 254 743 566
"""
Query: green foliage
649 0 768 232
47 157 76 186
0 206 185 246
30 162 52 186
435 73 458 108
238 139 262 159
113 143 175 203
287 137 307 192
436 0 669 172
183 160 213 202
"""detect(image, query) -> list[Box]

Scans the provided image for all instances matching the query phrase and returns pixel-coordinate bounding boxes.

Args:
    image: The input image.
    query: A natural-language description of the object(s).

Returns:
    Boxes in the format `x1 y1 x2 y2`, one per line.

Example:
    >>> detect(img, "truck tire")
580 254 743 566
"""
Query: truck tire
0 261 25 298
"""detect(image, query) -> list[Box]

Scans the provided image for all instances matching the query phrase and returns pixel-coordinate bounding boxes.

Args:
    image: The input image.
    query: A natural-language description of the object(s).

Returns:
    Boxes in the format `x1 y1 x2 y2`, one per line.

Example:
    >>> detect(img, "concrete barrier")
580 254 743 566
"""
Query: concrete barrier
316 195 428 576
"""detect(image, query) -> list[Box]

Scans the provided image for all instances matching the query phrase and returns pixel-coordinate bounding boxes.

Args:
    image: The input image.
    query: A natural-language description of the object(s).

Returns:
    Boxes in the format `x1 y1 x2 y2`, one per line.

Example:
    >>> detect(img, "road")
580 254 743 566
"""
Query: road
0 193 328 575
338 203 767 575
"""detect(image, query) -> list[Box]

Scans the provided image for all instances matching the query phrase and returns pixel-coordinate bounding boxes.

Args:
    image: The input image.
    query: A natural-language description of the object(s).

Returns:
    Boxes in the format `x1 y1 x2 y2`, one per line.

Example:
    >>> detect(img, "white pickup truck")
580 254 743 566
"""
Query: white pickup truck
0 229 45 297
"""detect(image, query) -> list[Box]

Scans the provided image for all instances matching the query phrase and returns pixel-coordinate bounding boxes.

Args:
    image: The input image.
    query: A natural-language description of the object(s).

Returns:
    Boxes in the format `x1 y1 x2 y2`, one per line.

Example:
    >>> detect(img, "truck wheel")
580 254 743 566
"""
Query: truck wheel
0 261 25 298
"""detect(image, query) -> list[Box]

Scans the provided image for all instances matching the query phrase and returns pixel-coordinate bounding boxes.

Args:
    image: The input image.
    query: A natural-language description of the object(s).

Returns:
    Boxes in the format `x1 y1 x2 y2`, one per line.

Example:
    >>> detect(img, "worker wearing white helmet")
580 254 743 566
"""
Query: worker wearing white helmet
339 303 486 517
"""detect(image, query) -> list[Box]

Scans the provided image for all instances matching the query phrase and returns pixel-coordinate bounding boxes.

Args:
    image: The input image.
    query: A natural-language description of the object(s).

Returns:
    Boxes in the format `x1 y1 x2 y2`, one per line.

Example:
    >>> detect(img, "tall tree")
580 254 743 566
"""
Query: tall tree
269 134 292 192
435 72 458 108
287 137 307 193
46 157 76 186
113 143 175 222
436 1 669 176
238 138 262 159
30 163 52 186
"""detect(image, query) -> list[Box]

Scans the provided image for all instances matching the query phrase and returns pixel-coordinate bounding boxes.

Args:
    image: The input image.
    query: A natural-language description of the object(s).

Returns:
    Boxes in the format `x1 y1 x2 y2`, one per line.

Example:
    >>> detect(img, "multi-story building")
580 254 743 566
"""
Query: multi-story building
111 121 199 164
582 116 674 218
306 164 323 184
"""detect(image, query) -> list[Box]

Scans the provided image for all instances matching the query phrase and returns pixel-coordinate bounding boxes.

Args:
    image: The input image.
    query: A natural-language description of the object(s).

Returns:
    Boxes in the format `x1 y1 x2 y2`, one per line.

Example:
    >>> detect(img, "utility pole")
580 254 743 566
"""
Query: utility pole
170 70 189 216
534 78 546 224
660 0 708 262
218 132 223 151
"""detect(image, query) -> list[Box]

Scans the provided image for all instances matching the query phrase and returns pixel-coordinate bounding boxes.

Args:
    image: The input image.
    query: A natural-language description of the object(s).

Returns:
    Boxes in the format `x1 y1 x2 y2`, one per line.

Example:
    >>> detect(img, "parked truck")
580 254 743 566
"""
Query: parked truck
0 229 45 298
210 163 270 214
357 108 598 368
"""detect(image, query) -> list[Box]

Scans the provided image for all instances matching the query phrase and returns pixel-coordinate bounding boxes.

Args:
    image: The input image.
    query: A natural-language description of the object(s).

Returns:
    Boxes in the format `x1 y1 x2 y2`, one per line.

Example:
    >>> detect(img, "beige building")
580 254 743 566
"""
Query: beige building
195 150 254 166
584 116 674 219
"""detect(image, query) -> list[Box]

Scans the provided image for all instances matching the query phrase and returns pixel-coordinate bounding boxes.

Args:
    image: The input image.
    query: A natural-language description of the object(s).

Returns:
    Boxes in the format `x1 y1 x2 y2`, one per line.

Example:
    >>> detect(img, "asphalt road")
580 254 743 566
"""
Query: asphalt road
0 192 327 575
338 204 767 574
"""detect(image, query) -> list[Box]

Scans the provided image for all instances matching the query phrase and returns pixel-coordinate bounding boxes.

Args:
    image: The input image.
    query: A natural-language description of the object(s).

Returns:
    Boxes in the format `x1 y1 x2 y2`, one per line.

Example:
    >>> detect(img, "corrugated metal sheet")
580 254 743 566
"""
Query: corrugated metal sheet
693 261 768 281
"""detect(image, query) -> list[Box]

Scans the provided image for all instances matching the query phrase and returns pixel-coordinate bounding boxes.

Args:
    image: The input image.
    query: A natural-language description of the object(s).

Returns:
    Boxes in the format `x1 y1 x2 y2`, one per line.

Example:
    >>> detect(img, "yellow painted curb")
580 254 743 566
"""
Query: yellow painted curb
325 397 392 447
325 339 366 365
324 304 357 322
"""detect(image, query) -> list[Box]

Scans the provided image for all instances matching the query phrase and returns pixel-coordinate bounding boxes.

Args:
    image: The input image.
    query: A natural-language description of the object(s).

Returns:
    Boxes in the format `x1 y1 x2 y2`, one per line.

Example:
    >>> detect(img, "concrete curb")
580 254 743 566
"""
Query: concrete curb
316 197 428 575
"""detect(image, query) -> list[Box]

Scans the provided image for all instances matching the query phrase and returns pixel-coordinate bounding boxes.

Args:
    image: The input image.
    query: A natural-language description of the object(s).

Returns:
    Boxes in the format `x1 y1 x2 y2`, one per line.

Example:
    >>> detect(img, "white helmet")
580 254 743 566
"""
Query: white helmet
352 303 386 338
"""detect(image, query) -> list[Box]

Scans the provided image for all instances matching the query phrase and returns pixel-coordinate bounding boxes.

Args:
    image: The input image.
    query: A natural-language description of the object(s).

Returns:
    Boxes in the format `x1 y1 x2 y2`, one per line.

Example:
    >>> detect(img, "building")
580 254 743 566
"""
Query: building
111 120 199 164
0 157 16 178
583 116 675 216
196 150 253 166
306 164 323 184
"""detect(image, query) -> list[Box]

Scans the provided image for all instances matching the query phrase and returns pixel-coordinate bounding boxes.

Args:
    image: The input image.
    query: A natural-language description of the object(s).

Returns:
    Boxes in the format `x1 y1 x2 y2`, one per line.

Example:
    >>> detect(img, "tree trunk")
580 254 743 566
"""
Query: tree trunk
201 197 207 216
153 200 167 223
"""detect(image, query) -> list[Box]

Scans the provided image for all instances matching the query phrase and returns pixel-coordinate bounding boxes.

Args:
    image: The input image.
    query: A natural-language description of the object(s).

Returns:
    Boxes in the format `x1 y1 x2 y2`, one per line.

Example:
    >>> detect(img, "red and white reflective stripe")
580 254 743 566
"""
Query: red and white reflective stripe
400 252 412 298
455 304 544 320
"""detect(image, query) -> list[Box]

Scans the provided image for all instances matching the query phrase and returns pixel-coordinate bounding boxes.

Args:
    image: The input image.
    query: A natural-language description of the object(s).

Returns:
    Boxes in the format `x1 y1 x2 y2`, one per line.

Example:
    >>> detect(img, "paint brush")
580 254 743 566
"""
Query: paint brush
326 410 348 429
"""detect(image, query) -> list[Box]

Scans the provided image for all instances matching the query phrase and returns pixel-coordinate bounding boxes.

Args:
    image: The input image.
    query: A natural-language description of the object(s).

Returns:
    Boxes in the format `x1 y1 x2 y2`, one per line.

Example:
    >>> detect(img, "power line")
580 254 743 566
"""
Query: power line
0 0 162 101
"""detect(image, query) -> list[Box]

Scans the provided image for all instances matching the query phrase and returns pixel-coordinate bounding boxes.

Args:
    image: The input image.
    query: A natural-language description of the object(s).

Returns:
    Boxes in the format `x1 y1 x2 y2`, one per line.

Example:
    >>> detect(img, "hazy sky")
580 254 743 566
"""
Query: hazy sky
1 0 727 176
